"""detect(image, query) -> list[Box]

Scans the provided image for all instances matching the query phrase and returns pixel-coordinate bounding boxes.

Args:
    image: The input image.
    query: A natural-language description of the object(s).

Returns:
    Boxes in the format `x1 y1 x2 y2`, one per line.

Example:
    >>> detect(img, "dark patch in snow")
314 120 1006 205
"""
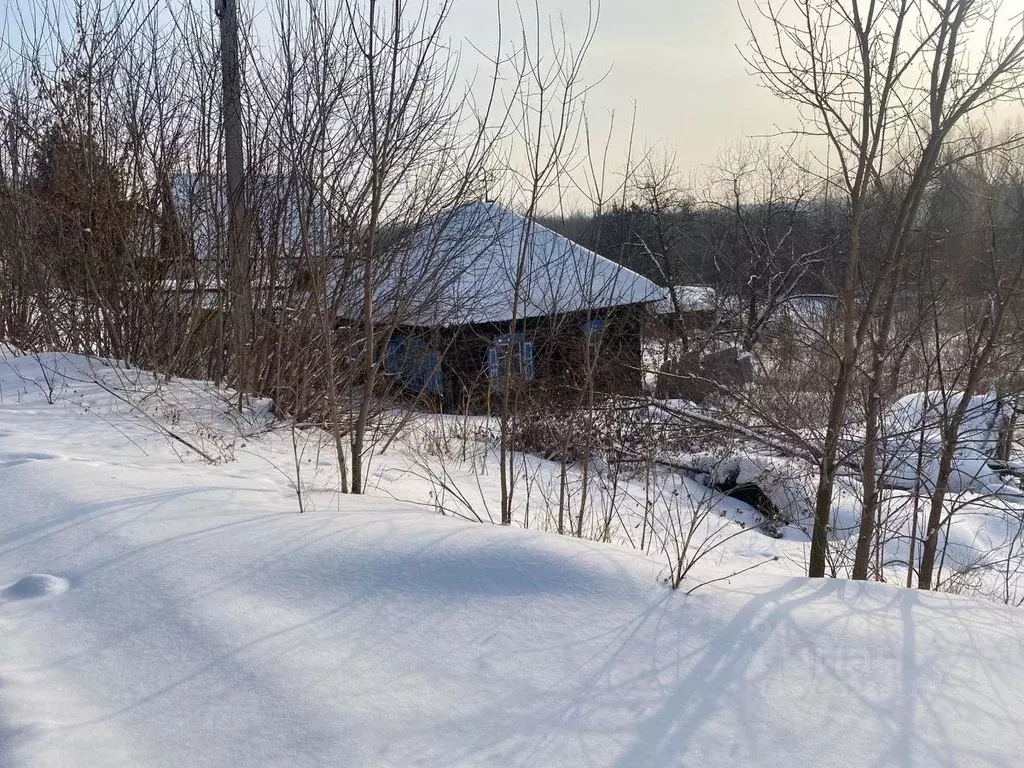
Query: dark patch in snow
725 483 782 519
0 451 59 470
716 483 787 539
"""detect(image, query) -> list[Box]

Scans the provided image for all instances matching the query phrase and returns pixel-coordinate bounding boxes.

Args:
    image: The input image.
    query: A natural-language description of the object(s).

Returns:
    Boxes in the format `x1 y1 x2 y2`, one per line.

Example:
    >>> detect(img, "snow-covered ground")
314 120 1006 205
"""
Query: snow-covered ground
2 353 1024 766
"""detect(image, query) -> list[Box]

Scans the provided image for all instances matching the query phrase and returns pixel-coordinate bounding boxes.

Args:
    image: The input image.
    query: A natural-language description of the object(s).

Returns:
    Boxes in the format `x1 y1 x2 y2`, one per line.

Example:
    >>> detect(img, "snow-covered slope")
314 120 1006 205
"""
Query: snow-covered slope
2 354 1024 767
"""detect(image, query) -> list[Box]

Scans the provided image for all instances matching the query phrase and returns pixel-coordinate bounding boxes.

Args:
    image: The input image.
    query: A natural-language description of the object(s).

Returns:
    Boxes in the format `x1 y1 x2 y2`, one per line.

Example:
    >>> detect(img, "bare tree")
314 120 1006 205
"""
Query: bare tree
343 0 502 494
916 145 1024 589
217 0 252 407
745 0 1024 577
494 2 597 525
703 140 830 353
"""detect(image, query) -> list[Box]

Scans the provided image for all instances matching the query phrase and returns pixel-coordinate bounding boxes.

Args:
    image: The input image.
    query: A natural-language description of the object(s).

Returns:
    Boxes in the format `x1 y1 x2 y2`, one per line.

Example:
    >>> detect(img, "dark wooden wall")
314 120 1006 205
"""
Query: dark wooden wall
387 303 653 412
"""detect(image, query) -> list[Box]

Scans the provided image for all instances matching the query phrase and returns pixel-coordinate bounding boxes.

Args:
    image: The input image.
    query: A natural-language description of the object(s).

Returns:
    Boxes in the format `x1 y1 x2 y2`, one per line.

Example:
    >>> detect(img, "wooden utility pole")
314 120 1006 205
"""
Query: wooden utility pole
217 0 251 406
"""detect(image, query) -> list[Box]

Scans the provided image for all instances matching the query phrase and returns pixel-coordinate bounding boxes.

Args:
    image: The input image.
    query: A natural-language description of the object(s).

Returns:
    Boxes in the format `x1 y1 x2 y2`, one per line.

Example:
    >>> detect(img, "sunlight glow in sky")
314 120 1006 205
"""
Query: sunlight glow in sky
446 0 1024 199
445 1 798 181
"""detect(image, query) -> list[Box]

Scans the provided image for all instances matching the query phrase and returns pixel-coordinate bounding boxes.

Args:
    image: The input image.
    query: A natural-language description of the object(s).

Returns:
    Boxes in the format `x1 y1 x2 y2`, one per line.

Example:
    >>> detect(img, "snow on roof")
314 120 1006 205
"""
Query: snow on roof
356 202 666 327
653 285 719 315
781 294 839 319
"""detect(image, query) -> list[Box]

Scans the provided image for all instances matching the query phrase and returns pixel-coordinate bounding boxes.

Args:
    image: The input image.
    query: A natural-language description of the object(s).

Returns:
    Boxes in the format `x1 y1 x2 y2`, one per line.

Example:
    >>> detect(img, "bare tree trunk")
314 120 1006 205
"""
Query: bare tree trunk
351 207 378 495
350 0 386 496
853 291 897 579
918 339 999 589
809 216 862 577
218 0 251 406
747 0 1024 580
557 457 567 535
919 182 1024 588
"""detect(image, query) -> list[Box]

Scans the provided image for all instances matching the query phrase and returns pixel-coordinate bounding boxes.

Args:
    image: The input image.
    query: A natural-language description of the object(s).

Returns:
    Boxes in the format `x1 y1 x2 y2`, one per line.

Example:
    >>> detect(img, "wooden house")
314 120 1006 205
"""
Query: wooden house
355 202 666 410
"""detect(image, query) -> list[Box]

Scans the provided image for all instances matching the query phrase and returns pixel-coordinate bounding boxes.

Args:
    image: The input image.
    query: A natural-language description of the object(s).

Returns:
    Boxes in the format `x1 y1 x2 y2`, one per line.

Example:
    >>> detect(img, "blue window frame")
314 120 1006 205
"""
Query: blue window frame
486 333 534 388
385 335 444 394
583 317 605 359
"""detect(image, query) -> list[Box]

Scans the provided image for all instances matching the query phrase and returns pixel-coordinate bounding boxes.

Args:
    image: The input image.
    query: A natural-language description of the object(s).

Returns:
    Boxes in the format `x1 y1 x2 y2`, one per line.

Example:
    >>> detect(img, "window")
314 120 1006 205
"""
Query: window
385 335 444 394
583 317 605 360
486 333 534 388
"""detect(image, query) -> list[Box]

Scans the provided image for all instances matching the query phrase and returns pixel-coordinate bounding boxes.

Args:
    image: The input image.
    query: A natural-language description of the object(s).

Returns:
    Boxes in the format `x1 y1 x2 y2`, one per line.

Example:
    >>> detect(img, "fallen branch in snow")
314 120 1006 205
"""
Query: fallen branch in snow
684 555 780 596
385 462 493 525
646 398 824 466
85 372 221 464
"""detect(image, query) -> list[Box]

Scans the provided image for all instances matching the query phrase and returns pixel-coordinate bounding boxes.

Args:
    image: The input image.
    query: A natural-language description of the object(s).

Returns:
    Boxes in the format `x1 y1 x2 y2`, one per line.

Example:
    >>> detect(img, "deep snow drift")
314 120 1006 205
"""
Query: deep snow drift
1 354 1024 767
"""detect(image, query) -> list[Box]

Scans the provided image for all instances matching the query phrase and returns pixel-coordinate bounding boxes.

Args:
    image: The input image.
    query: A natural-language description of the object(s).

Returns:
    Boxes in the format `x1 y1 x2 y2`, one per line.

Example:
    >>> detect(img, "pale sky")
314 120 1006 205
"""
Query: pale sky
7 0 1021 198
1 0 792 179
445 0 1024 200
445 0 799 182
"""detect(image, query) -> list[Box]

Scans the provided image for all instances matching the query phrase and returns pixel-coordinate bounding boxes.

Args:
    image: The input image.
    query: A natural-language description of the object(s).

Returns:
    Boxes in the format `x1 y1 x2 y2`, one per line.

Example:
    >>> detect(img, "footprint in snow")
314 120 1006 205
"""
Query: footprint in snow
0 451 60 470
1 574 71 602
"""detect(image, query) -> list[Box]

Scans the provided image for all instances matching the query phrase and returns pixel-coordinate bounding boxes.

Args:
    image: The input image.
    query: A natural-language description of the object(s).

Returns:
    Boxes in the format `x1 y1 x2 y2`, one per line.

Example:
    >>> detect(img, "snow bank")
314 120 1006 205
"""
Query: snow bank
880 388 1015 493
0 352 280 465
2 354 1024 766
